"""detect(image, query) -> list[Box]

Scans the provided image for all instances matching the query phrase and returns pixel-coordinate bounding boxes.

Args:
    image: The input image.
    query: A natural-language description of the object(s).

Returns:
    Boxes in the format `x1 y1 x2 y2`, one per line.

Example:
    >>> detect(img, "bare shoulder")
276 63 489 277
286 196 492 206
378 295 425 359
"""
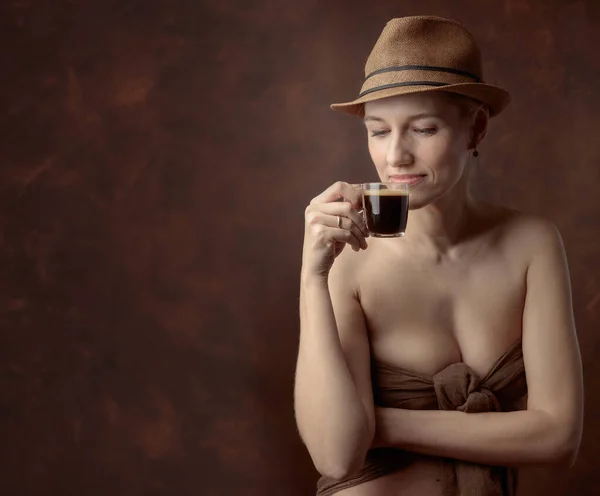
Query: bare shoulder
488 206 566 265
478 207 566 278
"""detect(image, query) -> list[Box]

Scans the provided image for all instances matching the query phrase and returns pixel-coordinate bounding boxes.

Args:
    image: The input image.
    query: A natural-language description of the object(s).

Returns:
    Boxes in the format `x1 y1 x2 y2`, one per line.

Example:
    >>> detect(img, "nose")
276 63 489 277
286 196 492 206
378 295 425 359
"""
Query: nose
386 134 414 168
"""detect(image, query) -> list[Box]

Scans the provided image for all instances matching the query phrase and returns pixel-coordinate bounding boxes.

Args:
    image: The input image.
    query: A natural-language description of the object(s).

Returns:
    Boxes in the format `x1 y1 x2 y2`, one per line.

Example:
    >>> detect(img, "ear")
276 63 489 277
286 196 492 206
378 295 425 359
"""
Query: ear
470 106 489 150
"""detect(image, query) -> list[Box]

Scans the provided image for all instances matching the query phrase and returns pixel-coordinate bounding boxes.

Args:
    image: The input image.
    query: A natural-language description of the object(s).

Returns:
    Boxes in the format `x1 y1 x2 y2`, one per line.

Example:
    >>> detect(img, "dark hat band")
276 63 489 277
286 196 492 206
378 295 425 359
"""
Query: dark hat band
359 81 448 98
364 64 483 83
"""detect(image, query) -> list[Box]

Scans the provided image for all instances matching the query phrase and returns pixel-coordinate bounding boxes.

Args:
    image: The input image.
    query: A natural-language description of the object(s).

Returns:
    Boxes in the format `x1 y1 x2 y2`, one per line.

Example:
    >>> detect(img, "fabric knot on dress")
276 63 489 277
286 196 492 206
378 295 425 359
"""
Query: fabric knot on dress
433 362 501 413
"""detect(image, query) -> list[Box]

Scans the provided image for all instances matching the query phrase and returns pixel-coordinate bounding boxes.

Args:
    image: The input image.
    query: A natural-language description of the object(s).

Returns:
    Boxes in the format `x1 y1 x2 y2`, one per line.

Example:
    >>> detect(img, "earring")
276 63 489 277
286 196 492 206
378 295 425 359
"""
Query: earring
473 149 479 158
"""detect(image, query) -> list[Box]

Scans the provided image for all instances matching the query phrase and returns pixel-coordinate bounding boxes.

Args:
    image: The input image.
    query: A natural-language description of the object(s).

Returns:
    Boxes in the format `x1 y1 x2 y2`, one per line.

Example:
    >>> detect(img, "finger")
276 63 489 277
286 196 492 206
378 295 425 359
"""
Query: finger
306 209 367 248
308 202 368 237
322 215 367 251
306 206 369 251
331 215 368 250
310 181 363 210
331 227 362 252
308 216 362 253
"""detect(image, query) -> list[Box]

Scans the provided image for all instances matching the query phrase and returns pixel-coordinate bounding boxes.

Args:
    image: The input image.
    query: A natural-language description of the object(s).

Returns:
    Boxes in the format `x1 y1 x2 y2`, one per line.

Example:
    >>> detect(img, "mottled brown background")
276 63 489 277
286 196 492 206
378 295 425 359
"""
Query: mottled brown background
0 0 598 495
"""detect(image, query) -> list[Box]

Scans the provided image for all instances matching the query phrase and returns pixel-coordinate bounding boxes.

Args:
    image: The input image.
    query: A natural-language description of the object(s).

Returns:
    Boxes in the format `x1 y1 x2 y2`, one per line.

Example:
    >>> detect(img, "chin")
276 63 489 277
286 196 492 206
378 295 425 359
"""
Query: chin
408 182 458 209
407 192 434 210
408 200 429 210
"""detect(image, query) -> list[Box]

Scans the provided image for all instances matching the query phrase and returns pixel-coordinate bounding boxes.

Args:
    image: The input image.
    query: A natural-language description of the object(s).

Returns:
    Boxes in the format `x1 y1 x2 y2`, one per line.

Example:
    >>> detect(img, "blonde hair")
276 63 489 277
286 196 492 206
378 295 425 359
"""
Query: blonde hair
447 92 489 121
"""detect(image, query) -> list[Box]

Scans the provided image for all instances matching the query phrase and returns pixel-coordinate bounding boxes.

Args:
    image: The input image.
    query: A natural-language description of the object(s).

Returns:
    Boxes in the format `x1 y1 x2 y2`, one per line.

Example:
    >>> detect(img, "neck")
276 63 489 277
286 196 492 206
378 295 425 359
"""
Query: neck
404 174 477 254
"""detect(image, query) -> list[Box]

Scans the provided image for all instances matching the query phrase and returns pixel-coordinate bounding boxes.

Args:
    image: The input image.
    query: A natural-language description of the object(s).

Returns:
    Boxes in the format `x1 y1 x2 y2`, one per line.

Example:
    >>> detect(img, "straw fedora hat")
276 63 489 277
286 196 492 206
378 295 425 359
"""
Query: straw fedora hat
331 16 510 117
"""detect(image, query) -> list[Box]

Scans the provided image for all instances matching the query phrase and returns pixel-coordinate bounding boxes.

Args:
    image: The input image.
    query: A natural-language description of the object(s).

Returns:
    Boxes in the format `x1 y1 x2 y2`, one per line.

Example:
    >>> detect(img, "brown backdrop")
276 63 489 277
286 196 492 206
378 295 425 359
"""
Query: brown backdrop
1 0 598 495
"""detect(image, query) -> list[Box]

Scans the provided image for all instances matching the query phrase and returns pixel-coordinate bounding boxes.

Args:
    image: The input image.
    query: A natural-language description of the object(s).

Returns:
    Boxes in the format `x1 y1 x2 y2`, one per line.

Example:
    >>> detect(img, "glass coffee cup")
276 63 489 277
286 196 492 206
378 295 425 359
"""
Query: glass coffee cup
361 183 409 237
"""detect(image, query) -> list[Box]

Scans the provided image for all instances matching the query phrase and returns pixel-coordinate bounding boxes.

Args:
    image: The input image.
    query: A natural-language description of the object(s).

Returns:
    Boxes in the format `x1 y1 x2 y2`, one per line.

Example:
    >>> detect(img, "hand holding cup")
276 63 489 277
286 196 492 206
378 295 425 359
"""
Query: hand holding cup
302 181 369 279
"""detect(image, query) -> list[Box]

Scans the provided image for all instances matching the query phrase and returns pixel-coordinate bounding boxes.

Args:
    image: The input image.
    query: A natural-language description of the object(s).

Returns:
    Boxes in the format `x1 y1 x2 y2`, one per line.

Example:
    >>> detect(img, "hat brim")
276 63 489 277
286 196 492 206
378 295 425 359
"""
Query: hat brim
330 82 511 118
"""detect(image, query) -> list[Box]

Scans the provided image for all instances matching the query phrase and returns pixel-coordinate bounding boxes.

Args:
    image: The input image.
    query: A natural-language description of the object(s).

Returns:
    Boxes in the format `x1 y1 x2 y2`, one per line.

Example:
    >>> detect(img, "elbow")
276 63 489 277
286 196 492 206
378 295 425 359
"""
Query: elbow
315 455 365 480
545 424 581 469
549 438 580 469
530 410 582 468
312 430 373 480
304 412 375 480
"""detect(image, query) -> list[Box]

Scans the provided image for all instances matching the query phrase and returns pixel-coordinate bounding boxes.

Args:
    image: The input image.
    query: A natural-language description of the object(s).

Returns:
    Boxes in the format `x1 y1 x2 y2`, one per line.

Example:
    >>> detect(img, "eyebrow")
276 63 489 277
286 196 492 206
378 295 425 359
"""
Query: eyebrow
363 116 386 123
363 113 438 123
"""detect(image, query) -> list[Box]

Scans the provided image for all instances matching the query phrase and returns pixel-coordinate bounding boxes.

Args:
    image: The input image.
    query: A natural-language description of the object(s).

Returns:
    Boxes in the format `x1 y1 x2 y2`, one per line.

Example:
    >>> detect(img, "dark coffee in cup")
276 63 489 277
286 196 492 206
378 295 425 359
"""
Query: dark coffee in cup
363 189 409 237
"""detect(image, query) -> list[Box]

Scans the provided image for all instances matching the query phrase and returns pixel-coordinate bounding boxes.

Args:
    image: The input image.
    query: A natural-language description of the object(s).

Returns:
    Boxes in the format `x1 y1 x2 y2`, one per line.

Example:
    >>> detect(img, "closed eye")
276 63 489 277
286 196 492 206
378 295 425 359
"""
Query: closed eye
414 127 437 136
370 129 390 138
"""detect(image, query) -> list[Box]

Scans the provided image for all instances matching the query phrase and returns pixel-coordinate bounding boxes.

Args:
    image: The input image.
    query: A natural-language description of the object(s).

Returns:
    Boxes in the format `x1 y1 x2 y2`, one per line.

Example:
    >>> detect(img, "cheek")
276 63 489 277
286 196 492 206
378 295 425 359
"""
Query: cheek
421 137 466 173
368 140 387 170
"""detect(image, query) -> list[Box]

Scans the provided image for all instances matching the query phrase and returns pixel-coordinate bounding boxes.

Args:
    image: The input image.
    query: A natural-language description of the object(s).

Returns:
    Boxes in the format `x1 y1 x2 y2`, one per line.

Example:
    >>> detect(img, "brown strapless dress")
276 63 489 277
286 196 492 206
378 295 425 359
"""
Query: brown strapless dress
317 340 528 496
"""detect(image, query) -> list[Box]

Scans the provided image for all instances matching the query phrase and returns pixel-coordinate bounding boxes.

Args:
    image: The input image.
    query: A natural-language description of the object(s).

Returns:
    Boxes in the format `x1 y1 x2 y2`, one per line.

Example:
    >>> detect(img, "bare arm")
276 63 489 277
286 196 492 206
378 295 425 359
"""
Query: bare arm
294 182 374 479
374 220 583 467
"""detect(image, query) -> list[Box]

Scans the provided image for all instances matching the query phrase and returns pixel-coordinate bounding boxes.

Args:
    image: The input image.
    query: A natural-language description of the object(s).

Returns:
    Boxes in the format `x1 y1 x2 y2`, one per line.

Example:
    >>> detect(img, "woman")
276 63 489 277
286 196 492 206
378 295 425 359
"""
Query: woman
294 16 583 496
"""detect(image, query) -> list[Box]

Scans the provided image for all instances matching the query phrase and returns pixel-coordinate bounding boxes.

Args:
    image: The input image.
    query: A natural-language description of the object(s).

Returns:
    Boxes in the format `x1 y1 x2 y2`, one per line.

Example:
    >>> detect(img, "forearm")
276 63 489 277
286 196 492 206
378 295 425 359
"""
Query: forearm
294 275 372 477
375 407 577 467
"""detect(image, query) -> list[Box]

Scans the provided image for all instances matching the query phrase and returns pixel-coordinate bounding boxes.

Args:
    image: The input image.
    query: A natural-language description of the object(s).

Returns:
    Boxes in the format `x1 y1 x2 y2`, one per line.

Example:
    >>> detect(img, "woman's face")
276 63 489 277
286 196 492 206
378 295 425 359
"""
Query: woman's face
363 92 485 210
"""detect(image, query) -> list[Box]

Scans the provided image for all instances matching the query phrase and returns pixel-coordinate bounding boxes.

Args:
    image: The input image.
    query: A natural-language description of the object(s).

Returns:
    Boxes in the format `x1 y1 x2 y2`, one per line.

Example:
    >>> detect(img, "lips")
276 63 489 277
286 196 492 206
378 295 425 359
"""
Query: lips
389 174 426 186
